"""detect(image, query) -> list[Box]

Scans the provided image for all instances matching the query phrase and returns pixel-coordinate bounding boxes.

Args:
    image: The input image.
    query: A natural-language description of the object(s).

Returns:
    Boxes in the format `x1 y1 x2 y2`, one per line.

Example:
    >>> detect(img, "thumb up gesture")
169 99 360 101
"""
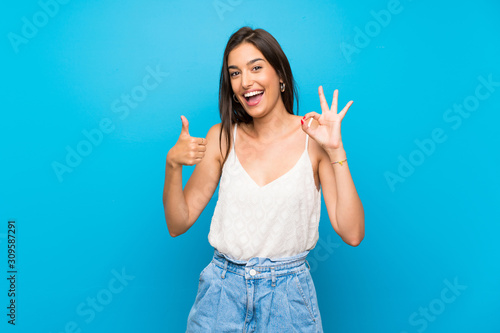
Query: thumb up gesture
167 115 207 168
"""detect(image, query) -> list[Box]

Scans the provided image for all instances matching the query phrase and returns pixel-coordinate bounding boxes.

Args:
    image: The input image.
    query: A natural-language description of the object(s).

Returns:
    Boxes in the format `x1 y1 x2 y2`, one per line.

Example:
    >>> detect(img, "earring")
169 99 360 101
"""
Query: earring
280 82 286 93
233 94 240 103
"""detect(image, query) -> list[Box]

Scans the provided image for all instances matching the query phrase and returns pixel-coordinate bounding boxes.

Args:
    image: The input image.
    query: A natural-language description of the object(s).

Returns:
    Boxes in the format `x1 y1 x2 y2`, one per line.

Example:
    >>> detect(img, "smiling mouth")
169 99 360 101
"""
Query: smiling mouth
243 90 264 106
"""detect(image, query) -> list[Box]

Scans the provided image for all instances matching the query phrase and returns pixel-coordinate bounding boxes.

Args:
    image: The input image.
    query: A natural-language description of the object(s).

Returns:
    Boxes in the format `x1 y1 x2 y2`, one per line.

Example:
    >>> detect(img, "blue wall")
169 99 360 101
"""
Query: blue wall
1 0 499 332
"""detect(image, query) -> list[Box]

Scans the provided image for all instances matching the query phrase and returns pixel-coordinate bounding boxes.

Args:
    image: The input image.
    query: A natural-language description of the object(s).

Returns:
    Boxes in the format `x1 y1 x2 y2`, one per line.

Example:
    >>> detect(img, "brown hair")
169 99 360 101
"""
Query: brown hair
218 26 299 165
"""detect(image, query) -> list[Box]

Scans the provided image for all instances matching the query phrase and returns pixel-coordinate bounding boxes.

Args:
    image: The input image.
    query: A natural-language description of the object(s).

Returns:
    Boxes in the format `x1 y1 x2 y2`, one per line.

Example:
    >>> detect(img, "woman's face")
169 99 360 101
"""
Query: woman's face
227 42 283 118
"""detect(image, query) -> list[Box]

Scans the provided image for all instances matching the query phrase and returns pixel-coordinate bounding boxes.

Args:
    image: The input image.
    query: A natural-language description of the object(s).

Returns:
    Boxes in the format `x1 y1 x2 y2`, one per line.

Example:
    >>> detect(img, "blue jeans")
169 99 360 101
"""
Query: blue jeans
186 248 323 332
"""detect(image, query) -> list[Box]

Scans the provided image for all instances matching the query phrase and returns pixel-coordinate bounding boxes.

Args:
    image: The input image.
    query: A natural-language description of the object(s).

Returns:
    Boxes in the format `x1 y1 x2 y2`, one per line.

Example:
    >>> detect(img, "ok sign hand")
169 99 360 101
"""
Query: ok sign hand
301 86 353 151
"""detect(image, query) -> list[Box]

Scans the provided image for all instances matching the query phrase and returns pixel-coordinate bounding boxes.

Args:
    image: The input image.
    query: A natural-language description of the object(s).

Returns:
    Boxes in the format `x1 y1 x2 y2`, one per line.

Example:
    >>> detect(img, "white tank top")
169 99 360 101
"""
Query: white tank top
207 122 322 261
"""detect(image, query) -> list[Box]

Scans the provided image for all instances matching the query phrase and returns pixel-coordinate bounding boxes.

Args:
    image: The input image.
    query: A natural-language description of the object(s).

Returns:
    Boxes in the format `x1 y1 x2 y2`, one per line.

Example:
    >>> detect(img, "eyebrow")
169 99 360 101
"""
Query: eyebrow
228 58 265 70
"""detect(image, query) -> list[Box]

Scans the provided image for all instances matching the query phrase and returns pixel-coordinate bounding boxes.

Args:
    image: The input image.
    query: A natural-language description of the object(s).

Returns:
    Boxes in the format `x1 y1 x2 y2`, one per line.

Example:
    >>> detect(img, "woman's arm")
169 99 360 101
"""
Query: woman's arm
302 87 365 246
163 117 223 237
317 143 364 246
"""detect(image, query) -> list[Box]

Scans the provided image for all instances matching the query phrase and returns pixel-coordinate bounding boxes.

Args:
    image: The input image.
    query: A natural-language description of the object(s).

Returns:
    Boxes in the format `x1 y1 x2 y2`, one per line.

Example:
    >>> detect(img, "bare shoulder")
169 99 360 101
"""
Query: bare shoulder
206 122 222 141
205 122 232 165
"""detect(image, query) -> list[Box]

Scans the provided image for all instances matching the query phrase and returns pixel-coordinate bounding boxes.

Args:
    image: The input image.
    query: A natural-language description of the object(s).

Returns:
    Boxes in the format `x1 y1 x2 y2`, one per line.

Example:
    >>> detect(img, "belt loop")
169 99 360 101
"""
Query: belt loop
305 260 311 270
271 267 276 287
221 260 228 279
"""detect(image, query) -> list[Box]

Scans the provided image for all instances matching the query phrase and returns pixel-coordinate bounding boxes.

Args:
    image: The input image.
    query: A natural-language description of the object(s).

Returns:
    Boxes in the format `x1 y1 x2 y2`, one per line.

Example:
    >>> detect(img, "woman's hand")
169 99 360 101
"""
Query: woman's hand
301 86 353 152
167 115 207 168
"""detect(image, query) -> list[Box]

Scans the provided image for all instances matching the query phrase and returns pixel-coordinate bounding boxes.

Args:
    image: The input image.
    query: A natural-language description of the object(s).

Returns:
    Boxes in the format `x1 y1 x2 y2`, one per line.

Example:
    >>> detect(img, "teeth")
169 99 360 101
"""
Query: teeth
244 91 264 98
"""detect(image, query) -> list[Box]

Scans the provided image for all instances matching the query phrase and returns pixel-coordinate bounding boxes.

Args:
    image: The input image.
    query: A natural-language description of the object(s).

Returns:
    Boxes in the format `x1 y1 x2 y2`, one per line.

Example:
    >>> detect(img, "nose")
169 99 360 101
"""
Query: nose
241 70 253 90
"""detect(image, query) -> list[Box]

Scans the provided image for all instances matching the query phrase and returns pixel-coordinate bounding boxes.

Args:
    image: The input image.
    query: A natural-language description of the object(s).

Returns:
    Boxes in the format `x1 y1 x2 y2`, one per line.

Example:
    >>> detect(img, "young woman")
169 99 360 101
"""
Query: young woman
163 26 364 332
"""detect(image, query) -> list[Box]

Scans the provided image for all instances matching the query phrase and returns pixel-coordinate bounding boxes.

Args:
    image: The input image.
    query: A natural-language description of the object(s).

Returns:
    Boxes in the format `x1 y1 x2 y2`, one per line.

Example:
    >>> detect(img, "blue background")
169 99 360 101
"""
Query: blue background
1 0 499 332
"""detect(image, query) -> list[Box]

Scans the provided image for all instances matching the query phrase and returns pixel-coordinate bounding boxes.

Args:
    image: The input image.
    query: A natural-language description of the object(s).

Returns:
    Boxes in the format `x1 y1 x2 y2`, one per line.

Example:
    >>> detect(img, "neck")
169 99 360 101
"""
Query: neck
247 101 295 141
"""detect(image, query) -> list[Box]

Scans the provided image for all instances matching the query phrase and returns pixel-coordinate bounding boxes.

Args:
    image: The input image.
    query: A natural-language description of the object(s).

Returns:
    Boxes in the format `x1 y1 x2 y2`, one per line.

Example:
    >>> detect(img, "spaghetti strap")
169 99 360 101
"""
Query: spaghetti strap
305 118 313 151
233 123 238 147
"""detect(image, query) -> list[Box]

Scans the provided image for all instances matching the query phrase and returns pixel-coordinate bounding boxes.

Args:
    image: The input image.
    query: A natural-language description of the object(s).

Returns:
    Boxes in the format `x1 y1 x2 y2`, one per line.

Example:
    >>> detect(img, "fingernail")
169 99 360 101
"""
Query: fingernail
302 115 306 119
301 119 304 125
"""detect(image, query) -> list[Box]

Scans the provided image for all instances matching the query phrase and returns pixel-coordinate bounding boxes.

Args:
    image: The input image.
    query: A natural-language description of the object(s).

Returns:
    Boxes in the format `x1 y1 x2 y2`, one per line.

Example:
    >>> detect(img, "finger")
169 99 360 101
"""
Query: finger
180 115 190 136
300 117 313 135
338 100 353 119
318 86 330 113
194 152 206 164
301 113 319 134
187 157 204 166
189 151 205 163
331 89 338 113
302 111 321 123
197 137 207 146
190 136 206 146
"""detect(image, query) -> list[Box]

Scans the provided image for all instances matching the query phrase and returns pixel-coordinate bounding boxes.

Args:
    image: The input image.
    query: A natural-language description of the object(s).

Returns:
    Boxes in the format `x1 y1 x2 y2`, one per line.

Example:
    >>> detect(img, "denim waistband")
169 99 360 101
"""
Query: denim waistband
212 248 311 282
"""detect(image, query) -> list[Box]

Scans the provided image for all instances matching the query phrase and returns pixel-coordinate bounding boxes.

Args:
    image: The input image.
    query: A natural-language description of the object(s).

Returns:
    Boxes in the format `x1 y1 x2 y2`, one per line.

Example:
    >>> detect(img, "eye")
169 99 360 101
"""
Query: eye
252 65 262 71
230 71 240 77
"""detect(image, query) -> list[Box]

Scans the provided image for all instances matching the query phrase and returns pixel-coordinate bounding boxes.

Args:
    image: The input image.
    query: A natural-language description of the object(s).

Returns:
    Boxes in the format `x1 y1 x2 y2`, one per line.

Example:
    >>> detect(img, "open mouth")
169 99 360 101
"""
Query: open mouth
243 90 264 106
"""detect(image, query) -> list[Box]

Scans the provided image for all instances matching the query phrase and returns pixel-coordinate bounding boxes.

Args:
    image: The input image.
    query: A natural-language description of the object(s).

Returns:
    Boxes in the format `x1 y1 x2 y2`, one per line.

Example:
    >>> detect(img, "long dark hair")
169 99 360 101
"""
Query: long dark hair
218 27 299 165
